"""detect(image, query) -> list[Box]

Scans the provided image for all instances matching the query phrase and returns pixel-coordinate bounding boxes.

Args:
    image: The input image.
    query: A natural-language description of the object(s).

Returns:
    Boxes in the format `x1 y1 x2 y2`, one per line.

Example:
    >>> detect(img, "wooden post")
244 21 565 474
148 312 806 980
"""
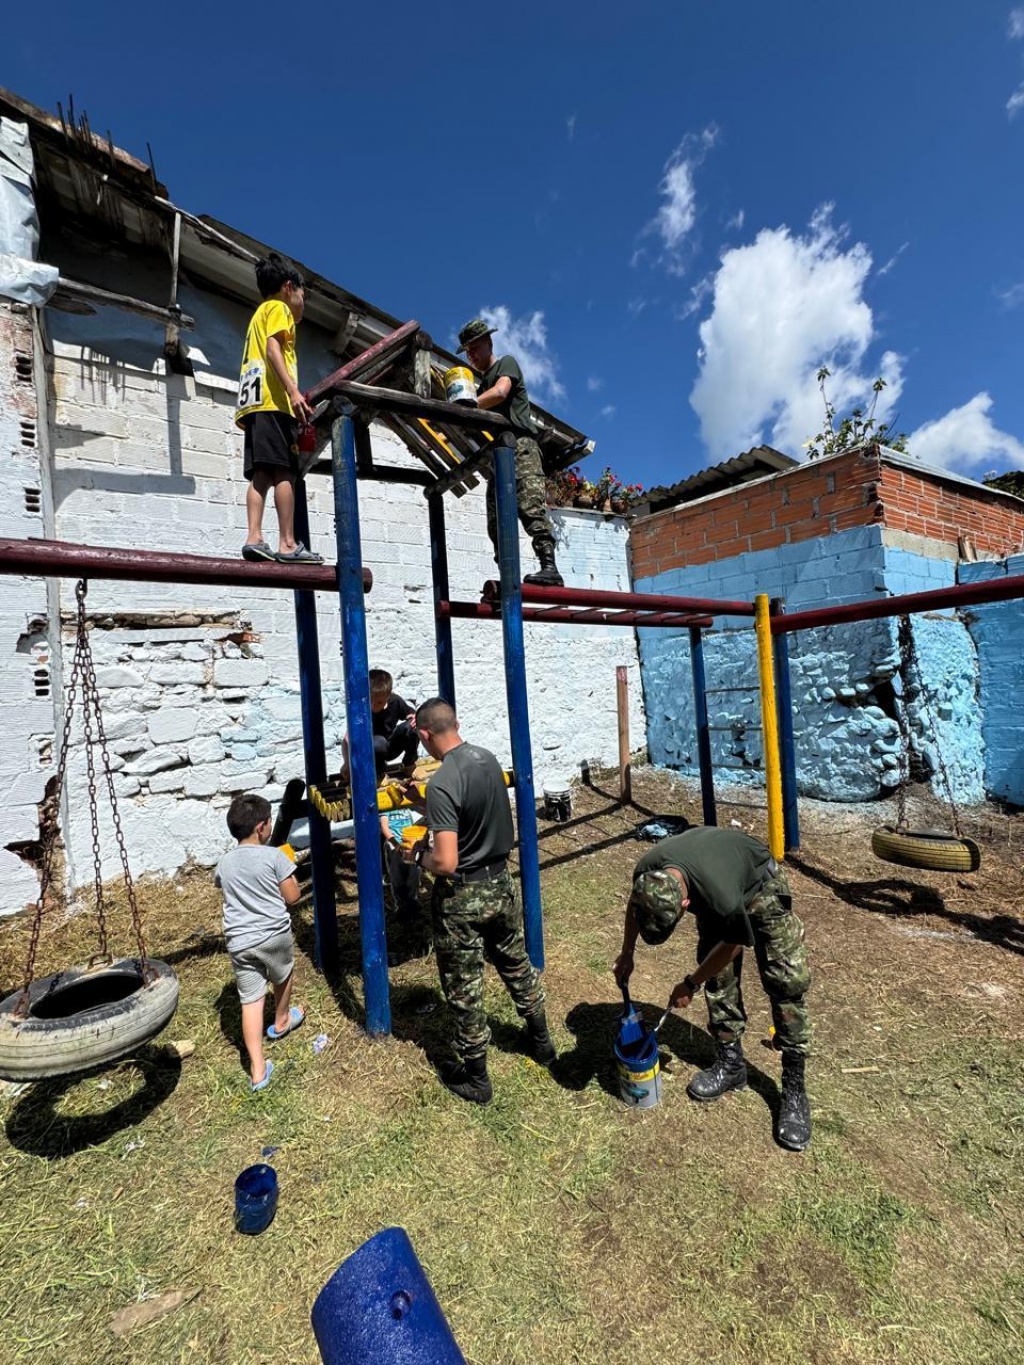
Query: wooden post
616 665 631 803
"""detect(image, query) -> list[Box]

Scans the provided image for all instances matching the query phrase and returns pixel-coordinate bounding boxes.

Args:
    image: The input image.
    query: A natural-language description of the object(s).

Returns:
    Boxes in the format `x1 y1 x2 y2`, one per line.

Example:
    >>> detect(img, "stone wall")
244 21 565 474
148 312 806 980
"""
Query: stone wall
959 553 1024 806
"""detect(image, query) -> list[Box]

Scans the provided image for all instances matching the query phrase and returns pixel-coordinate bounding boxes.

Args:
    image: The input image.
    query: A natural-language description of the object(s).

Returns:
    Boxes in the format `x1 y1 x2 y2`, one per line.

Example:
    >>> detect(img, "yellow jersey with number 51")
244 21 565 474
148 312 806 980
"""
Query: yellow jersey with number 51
235 299 298 425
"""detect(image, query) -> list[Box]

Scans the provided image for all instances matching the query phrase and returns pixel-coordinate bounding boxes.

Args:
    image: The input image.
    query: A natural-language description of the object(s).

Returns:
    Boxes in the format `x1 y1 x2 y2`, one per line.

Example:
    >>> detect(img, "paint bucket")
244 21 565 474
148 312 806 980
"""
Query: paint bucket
614 987 661 1109
443 366 478 407
542 780 572 823
401 823 428 849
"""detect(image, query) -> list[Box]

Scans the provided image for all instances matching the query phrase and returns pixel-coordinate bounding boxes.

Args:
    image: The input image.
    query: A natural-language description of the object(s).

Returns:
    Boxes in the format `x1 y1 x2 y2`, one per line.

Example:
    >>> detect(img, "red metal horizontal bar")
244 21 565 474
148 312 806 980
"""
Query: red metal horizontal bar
442 601 712 628
772 571 1024 633
305 319 420 405
481 579 753 617
0 538 372 594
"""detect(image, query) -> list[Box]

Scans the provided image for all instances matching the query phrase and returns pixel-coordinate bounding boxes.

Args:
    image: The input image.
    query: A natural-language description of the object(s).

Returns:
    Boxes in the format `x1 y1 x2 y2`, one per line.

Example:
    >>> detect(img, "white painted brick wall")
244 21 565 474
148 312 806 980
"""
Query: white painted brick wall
0 303 56 913
3 334 646 893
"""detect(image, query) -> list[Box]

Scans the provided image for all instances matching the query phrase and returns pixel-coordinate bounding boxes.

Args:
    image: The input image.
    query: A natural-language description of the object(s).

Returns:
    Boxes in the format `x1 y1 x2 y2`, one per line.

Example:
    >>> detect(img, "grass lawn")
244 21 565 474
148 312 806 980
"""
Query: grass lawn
1 768 1022 1364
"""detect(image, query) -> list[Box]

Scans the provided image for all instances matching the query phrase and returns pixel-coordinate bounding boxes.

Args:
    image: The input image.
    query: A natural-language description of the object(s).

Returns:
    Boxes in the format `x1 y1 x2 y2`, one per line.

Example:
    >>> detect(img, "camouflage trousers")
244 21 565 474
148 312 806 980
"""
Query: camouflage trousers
697 870 812 1055
431 869 545 1061
485 436 556 559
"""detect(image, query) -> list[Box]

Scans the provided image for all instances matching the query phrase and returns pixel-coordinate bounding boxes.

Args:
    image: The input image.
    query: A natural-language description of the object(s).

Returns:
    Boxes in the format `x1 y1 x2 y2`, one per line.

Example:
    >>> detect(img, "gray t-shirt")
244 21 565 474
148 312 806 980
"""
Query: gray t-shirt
425 742 514 873
215 844 295 954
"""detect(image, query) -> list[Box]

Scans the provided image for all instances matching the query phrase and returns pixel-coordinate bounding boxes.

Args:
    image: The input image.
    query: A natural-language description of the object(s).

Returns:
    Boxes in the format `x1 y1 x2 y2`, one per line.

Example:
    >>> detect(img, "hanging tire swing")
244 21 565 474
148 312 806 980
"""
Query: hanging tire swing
872 615 982 875
0 581 179 1083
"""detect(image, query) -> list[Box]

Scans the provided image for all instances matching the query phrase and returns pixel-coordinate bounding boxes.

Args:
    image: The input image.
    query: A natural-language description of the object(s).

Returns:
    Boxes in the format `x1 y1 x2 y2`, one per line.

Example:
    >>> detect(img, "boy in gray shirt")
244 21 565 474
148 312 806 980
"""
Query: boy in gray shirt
215 793 304 1092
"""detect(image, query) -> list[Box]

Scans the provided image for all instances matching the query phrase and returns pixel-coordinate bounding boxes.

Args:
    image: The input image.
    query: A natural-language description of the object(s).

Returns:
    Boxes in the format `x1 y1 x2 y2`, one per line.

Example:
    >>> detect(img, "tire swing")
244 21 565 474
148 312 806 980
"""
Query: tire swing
872 614 981 874
0 581 179 1082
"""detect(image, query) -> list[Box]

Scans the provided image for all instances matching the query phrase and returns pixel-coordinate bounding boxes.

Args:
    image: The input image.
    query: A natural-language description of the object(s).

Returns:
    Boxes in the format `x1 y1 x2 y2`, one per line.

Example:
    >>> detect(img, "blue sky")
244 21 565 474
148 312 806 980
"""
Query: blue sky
5 2 1024 491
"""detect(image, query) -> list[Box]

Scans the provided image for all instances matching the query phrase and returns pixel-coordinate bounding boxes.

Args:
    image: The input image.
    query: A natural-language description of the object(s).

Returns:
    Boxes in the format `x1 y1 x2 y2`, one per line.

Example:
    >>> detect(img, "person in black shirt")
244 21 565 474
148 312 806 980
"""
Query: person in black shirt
457 317 564 588
339 668 419 784
402 697 555 1103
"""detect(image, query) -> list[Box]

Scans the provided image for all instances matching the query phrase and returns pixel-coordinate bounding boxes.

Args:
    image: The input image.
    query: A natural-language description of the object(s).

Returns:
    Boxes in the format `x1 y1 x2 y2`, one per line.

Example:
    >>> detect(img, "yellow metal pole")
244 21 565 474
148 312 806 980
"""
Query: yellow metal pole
755 593 785 861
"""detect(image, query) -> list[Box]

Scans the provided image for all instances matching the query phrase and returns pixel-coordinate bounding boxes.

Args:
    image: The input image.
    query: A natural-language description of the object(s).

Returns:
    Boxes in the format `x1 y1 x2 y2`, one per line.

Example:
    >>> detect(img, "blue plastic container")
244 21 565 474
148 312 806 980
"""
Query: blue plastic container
234 1163 278 1235
311 1226 466 1364
615 988 662 1109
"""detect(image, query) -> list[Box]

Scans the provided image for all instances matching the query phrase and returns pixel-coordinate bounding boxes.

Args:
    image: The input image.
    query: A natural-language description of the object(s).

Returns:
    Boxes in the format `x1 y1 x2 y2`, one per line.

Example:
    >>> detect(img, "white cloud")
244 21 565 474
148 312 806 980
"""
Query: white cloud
878 240 910 276
997 281 1024 307
690 205 903 459
642 125 718 272
587 376 604 391
909 393 1024 474
1009 7 1024 38
477 305 565 403
726 209 745 231
600 404 617 419
1008 85 1024 117
567 113 576 142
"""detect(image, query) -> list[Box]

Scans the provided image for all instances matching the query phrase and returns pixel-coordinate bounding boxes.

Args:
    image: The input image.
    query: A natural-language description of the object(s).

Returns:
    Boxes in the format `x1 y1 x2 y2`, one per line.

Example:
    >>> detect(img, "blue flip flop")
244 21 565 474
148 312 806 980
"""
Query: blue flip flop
250 1060 275 1093
266 1006 305 1042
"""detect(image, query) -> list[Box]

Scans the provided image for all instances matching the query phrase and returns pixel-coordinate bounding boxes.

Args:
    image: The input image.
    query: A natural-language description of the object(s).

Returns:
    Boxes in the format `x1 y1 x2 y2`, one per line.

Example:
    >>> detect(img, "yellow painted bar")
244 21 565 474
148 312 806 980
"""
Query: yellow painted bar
754 593 785 861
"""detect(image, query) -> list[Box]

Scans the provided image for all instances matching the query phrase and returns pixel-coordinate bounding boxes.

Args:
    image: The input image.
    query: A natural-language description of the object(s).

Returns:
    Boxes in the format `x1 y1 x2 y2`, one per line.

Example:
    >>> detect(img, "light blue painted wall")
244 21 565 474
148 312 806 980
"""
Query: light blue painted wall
958 553 1024 805
636 526 987 804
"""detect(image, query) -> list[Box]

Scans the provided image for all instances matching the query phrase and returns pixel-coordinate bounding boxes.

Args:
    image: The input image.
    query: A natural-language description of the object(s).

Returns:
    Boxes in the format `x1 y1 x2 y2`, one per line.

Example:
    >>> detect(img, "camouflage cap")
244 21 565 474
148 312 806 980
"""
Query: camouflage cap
457 317 497 352
629 869 684 945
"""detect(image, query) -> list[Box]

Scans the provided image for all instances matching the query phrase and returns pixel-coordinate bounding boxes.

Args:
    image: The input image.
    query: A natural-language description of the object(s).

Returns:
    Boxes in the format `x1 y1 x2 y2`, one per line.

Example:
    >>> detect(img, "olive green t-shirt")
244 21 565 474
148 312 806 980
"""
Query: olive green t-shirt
425 742 514 873
477 355 537 435
633 827 773 947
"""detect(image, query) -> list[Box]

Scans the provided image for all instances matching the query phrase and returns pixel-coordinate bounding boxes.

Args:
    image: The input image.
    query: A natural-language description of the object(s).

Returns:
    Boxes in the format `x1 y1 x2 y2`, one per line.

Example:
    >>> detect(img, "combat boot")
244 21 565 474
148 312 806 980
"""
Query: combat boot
523 544 564 588
524 1010 556 1067
687 1040 747 1101
775 1052 811 1151
440 1053 493 1105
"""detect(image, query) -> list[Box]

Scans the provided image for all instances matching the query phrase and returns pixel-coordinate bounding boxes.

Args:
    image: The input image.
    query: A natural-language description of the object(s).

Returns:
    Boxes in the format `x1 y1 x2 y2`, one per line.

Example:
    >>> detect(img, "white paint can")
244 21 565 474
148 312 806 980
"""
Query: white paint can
444 366 478 406
542 780 572 823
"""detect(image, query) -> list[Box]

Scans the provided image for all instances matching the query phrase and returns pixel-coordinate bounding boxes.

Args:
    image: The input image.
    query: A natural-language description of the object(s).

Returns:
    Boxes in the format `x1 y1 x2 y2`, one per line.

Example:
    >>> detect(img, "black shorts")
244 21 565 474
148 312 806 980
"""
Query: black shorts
242 411 298 481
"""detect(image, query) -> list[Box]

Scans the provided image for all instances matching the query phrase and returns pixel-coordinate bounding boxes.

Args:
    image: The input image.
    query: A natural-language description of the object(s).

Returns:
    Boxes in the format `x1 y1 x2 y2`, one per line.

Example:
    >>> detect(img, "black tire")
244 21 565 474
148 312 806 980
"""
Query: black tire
871 825 981 874
0 957 179 1082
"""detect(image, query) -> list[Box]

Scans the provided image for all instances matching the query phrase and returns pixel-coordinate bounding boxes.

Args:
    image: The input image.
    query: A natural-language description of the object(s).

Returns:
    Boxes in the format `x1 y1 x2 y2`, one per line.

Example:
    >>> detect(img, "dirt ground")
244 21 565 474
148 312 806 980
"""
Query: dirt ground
0 766 1022 1364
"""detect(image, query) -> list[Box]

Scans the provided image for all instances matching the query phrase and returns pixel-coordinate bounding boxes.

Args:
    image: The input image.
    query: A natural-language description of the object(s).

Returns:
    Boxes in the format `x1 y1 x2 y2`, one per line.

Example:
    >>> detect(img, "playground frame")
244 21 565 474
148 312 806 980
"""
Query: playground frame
5 318 1024 1034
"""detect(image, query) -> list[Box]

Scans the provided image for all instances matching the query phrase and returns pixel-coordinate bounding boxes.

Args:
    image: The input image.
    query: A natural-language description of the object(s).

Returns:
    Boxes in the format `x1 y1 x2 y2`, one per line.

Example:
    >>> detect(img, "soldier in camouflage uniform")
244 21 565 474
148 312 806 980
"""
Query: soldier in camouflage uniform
613 826 812 1150
457 318 564 588
402 697 555 1103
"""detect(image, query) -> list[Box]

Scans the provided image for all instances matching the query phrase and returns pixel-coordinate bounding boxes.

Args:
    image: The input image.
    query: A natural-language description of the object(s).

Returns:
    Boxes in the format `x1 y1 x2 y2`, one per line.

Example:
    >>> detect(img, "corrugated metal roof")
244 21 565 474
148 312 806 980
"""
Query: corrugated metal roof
636 445 797 514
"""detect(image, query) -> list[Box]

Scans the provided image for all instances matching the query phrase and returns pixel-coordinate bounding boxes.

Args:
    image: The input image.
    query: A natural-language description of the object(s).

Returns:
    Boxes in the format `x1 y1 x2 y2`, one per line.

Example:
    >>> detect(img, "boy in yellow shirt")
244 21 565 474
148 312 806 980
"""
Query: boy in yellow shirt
235 252 322 564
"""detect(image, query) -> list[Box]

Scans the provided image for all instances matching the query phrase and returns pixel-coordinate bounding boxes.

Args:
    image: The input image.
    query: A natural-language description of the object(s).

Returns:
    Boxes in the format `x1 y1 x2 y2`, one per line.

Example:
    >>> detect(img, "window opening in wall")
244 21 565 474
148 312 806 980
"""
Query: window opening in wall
33 666 51 698
19 419 36 448
14 353 33 385
24 486 42 514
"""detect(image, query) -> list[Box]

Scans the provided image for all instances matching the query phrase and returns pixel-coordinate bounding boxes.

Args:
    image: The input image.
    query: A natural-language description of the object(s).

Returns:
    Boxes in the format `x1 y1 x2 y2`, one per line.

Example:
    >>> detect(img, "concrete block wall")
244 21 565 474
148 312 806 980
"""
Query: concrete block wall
635 524 986 804
0 302 56 914
0 310 644 901
958 553 1024 805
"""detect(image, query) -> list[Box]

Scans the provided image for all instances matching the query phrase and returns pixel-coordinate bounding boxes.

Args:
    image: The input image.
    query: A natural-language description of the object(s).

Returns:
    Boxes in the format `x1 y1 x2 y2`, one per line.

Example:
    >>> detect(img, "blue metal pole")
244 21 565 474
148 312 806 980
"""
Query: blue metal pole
771 597 800 852
292 480 338 974
332 413 390 1035
428 491 456 706
493 439 544 970
688 625 717 827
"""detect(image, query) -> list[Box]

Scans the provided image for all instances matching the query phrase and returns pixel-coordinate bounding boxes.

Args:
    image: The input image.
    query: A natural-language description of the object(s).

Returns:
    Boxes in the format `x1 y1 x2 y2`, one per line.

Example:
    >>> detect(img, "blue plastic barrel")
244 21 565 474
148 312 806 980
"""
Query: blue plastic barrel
311 1227 466 1365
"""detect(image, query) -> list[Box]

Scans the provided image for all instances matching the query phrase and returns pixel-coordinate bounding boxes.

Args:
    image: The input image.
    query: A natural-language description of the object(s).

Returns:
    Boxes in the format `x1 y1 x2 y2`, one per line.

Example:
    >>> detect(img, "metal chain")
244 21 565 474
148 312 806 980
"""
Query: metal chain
18 580 147 1008
897 614 963 837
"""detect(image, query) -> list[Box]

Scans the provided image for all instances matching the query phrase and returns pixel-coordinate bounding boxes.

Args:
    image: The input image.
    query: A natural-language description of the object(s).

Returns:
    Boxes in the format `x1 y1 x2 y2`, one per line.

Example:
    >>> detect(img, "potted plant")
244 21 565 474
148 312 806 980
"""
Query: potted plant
574 478 598 508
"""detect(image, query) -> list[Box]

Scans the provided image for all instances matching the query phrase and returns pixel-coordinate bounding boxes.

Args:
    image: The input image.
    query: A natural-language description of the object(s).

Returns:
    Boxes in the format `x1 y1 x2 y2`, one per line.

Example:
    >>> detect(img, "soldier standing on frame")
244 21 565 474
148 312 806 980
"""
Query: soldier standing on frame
613 825 813 1150
402 698 556 1102
456 317 565 588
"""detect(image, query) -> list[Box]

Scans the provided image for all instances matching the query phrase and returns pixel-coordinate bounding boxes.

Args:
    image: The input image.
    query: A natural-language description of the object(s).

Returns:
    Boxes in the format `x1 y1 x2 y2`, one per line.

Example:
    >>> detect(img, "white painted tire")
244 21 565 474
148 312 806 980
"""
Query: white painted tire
0 957 179 1082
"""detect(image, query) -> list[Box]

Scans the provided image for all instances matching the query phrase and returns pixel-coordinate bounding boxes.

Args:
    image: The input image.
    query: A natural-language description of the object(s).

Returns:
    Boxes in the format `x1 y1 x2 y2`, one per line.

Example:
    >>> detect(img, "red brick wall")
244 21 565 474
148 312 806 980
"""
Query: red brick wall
630 446 1024 581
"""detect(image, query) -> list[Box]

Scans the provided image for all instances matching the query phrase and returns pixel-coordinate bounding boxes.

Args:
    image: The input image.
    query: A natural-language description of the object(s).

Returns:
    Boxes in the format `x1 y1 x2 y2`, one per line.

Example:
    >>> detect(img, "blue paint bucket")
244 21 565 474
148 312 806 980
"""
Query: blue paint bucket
615 988 662 1109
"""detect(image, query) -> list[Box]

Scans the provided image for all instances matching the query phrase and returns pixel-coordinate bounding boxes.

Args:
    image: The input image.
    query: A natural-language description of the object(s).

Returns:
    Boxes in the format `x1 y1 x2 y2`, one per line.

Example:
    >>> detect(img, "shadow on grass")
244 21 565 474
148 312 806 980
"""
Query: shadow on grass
550 998 782 1122
790 854 1024 957
5 1043 182 1159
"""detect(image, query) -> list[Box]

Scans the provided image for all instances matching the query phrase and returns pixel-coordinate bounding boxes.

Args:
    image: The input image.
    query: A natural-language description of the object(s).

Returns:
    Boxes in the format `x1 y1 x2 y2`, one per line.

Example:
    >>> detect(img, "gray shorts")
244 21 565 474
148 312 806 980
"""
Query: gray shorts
230 929 295 1005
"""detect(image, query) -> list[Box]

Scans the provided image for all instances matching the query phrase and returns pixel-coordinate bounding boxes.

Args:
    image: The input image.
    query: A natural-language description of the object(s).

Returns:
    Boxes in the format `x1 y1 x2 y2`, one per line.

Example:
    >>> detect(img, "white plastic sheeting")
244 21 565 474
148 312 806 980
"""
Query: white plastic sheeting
0 117 58 305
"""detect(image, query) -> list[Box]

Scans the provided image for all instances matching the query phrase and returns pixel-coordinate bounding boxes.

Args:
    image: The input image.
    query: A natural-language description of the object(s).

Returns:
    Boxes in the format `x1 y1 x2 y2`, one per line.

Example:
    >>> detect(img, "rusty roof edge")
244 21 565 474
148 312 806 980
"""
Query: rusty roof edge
0 85 162 190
